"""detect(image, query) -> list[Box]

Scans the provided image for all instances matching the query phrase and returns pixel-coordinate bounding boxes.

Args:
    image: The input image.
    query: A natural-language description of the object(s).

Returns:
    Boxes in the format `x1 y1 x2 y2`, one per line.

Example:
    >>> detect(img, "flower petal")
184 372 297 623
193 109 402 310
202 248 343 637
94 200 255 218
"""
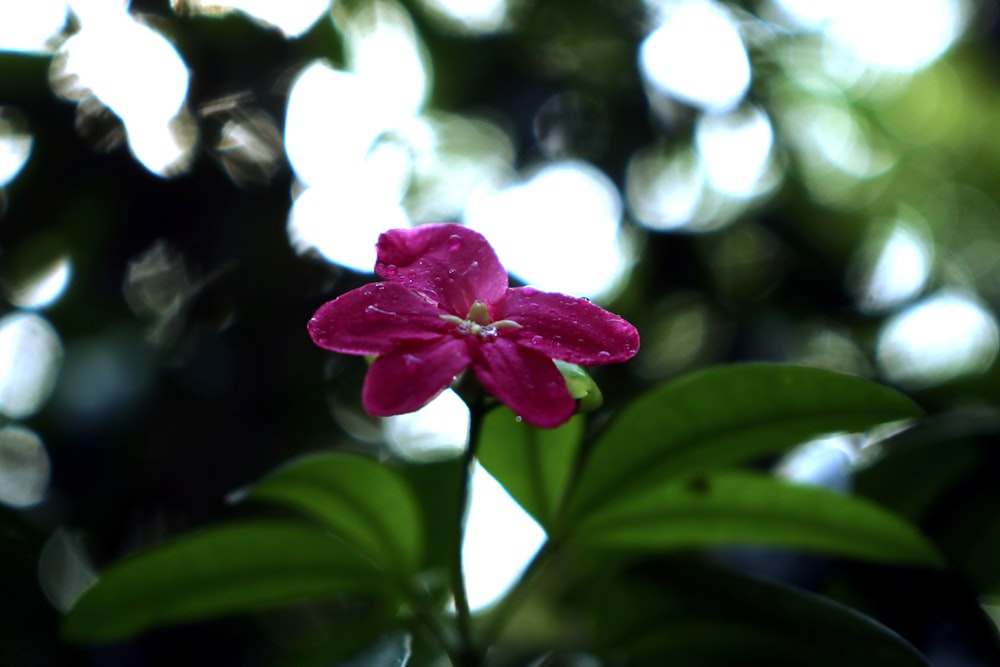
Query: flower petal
309 282 452 356
362 336 472 416
374 224 508 316
497 287 640 364
473 339 576 428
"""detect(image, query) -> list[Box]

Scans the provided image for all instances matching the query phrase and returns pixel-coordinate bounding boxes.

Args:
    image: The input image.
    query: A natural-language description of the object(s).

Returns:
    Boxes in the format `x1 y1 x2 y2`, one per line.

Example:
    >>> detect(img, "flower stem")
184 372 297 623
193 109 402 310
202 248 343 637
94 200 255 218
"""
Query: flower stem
451 397 488 665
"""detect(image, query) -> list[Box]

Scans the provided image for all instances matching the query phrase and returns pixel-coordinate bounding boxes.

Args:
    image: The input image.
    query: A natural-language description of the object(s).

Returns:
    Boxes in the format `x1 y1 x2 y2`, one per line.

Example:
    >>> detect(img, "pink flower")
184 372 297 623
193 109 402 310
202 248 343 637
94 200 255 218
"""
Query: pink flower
308 223 639 428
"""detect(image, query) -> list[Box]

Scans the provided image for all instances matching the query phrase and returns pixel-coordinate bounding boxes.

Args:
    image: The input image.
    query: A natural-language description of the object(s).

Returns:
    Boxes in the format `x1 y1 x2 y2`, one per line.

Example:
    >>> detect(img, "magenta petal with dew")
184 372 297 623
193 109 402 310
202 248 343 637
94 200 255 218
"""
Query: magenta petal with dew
375 224 508 316
499 287 640 364
308 282 452 356
473 339 576 428
362 336 473 417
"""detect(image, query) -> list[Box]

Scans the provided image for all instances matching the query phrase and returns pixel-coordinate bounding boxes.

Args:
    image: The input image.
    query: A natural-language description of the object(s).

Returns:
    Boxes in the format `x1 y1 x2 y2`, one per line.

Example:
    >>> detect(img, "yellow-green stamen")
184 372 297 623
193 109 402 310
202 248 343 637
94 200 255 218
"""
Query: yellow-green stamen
441 300 522 338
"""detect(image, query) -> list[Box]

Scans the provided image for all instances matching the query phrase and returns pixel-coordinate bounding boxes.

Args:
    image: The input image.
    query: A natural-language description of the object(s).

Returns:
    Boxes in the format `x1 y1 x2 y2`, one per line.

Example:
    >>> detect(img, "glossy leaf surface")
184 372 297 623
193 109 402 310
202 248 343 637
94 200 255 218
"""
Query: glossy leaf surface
63 521 391 642
568 364 923 520
570 472 943 567
243 452 424 575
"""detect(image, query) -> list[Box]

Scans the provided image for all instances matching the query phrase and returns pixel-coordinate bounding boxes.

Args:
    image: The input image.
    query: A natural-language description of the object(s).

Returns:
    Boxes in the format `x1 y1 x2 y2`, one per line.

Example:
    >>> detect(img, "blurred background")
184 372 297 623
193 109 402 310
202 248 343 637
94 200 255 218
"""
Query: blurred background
4 0 1000 664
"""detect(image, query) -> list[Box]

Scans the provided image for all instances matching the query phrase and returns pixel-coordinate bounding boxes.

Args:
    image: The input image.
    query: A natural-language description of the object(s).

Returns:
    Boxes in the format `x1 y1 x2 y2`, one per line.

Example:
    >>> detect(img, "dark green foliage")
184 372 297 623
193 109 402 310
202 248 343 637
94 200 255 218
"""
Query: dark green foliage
567 364 923 520
583 558 932 667
62 522 395 642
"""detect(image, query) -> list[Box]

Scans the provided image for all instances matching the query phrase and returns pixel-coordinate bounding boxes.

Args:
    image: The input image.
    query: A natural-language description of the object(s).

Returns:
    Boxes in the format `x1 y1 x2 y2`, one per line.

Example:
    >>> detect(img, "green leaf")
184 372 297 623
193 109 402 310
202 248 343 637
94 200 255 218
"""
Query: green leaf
62 521 392 643
477 407 584 531
241 452 423 575
568 364 922 520
397 458 464 576
589 558 932 667
570 472 944 567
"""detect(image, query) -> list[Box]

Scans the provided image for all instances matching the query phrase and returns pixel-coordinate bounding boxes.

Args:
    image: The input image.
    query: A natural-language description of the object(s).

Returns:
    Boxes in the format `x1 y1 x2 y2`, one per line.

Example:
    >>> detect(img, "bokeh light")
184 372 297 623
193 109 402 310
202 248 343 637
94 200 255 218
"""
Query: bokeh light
776 435 858 493
214 109 284 187
418 0 509 34
7 254 72 309
877 291 999 388
626 145 706 232
0 424 50 507
284 63 392 188
462 462 545 611
695 105 776 199
123 241 202 347
780 100 896 206
0 0 68 54
464 161 633 301
640 0 750 113
402 112 515 223
0 311 63 420
850 219 933 314
771 0 968 73
288 169 411 273
384 389 470 462
343 0 430 122
285 1 435 272
51 0 195 176
171 0 329 37
285 60 414 272
0 107 33 187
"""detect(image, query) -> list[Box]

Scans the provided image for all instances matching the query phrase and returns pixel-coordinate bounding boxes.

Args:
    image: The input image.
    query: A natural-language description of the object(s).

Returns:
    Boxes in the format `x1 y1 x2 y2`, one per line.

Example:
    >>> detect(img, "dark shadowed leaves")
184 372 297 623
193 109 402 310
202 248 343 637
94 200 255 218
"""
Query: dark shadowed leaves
587 558 932 667
856 414 1000 595
62 522 393 642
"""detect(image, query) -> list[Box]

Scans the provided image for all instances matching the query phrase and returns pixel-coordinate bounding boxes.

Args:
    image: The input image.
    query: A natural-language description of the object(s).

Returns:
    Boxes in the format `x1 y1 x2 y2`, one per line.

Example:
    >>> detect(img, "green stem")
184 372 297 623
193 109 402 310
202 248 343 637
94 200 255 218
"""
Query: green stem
451 397 489 665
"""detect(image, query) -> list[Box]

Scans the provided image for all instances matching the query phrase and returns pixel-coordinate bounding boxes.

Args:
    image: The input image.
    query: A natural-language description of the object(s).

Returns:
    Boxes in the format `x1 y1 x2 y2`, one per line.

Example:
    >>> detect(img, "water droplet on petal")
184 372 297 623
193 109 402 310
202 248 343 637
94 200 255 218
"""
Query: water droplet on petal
365 304 398 318
515 416 523 423
363 290 373 296
448 235 462 251
376 283 386 291
598 350 611 357
552 335 562 346
384 264 399 277
531 335 544 345
522 286 538 296
529 303 540 311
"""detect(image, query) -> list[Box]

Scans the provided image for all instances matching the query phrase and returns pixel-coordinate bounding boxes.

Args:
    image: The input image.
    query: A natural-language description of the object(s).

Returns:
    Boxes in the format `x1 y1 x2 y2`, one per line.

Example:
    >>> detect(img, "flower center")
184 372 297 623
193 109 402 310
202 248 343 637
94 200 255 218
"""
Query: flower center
441 300 522 339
